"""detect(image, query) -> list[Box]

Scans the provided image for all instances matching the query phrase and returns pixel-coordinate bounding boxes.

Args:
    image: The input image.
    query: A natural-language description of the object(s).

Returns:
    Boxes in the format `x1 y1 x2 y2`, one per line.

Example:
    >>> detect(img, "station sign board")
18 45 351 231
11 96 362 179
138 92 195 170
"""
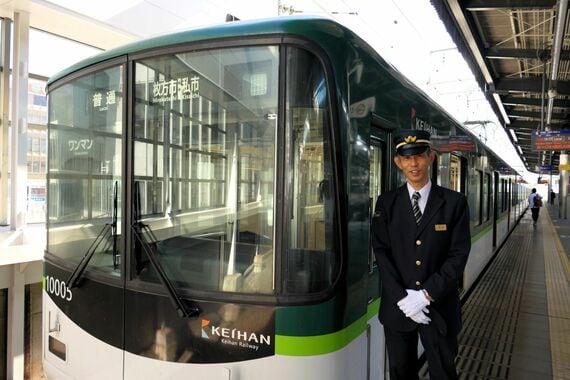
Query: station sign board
531 130 570 151
498 165 511 174
431 135 476 152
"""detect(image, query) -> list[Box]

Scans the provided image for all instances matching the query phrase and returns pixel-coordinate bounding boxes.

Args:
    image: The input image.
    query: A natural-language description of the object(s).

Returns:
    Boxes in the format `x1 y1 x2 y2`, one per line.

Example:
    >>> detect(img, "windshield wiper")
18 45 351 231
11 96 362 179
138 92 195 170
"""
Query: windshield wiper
132 181 200 319
67 181 119 289
131 222 200 319
67 223 112 289
112 181 119 269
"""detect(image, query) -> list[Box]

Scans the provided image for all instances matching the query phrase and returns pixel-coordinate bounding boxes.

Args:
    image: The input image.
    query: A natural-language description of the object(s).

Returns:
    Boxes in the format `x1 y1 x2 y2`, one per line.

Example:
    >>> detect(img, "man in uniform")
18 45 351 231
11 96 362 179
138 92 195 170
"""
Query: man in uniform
371 129 471 380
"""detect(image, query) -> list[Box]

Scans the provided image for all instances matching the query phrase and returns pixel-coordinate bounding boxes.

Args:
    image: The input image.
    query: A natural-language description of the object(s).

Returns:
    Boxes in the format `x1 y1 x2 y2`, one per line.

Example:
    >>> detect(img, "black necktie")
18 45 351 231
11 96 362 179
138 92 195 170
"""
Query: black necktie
412 192 422 225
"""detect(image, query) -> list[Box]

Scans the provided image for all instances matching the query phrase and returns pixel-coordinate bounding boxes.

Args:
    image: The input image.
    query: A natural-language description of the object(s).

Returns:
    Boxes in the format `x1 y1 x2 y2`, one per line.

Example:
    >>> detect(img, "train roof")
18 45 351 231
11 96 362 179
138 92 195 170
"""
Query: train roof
48 15 345 86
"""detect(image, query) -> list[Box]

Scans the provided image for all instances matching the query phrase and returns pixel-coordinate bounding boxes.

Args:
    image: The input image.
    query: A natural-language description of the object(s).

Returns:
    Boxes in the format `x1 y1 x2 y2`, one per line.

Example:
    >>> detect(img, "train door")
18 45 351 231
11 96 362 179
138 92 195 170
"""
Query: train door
368 123 389 379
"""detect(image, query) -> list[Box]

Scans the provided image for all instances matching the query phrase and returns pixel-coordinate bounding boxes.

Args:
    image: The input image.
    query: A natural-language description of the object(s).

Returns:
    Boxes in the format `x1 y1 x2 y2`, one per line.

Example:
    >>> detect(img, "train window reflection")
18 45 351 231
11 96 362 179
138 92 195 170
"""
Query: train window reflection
369 139 384 271
131 46 278 294
483 173 491 222
284 47 337 293
369 143 383 200
47 65 123 275
450 155 461 192
468 170 482 228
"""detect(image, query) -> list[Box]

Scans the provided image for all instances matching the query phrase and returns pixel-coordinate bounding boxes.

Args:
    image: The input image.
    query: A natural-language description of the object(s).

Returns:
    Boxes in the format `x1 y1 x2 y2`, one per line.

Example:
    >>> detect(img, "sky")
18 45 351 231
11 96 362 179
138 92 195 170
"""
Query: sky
38 0 538 182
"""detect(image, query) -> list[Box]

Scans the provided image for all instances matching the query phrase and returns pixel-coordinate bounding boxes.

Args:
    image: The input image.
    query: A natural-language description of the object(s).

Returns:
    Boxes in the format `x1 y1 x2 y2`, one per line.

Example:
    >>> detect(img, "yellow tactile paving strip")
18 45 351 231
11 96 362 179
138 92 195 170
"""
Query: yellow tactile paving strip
543 211 570 379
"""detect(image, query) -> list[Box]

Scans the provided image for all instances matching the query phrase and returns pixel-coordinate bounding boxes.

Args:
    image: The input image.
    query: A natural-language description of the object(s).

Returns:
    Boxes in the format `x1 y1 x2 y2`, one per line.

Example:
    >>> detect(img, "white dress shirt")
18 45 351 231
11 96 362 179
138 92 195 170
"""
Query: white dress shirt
407 181 431 214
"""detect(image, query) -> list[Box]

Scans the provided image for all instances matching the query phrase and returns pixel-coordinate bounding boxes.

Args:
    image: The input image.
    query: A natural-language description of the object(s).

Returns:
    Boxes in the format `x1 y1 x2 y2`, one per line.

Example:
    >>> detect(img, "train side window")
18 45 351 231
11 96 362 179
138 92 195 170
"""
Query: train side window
507 180 510 210
501 179 507 212
283 46 338 294
47 65 124 277
483 173 490 222
369 141 383 201
369 138 385 271
505 179 508 211
468 170 482 227
498 178 503 212
449 155 461 192
432 152 439 185
512 181 517 207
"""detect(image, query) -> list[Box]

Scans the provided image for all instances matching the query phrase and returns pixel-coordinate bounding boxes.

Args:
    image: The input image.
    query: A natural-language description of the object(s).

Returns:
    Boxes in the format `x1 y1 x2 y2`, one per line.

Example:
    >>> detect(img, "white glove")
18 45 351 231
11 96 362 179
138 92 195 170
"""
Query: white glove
409 308 431 324
397 289 430 317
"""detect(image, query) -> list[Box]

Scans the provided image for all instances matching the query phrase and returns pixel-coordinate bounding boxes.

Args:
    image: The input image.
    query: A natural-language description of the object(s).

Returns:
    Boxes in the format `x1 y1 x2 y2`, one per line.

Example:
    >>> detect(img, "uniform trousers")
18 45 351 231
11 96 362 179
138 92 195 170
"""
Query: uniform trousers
384 323 458 380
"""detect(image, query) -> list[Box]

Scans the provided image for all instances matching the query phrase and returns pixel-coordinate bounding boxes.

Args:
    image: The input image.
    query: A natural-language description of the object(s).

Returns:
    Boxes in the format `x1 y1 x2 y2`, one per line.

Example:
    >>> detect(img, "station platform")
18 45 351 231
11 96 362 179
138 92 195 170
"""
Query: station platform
452 203 570 379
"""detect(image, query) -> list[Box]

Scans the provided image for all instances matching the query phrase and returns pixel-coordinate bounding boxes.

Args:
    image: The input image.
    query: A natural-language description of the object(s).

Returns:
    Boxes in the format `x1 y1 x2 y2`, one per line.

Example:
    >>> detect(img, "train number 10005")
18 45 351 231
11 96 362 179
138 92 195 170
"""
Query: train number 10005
45 276 73 301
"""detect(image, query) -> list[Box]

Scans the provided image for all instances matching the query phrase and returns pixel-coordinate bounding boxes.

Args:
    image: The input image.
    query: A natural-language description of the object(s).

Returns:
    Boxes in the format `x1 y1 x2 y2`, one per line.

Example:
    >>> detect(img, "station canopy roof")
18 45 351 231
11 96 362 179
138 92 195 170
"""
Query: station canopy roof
432 0 570 175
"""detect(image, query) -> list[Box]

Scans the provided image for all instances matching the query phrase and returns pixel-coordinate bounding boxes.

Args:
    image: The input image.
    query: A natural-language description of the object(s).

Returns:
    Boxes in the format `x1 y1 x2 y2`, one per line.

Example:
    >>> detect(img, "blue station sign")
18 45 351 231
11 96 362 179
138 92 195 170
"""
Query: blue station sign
532 130 570 151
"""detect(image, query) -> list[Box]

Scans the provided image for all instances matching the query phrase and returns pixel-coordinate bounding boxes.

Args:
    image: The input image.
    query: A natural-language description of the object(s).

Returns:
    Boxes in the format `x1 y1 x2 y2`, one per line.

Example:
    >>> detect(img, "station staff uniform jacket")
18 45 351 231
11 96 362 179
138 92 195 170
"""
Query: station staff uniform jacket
371 183 471 336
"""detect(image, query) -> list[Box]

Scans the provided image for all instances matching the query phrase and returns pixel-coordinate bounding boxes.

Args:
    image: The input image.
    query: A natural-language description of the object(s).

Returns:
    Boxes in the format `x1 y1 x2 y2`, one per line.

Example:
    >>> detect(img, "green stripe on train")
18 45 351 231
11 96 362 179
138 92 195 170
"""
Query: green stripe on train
275 299 380 356
471 211 511 243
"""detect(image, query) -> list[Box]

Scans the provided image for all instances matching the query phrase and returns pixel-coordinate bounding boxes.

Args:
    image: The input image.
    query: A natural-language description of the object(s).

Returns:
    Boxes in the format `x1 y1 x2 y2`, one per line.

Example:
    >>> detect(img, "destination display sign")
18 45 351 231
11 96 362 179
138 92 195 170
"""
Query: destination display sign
531 130 570 151
153 75 200 103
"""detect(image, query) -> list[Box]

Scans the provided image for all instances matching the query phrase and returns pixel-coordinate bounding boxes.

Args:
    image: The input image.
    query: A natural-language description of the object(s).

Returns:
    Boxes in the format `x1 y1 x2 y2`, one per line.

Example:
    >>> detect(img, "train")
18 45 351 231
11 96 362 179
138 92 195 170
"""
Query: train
43 15 529 379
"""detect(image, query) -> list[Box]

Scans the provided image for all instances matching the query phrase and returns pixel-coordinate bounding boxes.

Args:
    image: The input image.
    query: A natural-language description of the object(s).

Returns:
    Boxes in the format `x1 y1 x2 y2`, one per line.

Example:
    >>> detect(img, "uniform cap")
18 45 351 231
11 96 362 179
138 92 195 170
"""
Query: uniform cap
394 130 431 156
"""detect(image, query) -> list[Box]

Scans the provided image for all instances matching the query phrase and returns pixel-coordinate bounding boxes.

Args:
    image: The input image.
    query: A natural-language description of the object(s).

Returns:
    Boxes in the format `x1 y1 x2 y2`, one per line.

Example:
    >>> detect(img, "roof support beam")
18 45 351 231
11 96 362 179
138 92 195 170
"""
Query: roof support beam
463 0 556 10
495 77 543 92
502 96 570 108
484 48 570 60
508 120 570 129
512 131 533 136
494 78 570 95
507 110 568 120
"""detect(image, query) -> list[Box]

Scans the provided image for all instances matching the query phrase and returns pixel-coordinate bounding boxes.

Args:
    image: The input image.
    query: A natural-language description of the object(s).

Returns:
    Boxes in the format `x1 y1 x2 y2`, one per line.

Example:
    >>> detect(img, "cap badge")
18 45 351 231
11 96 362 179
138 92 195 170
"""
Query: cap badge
404 136 417 143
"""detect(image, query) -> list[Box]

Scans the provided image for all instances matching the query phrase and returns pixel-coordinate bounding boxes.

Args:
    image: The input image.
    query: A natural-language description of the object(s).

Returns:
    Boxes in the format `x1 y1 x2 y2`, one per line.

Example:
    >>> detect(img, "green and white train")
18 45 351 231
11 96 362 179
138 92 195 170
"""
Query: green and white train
43 16 529 379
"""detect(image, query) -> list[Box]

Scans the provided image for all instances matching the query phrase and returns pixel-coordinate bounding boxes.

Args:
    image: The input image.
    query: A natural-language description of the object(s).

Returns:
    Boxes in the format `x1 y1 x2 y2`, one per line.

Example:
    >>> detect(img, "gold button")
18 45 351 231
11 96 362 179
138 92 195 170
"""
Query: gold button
416 240 422 246
416 260 421 266
415 281 421 286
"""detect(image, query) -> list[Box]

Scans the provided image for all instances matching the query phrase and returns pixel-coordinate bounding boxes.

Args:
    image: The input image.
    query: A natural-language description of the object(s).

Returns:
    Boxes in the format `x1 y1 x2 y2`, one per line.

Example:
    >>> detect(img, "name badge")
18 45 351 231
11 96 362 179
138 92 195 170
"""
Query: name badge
435 224 447 231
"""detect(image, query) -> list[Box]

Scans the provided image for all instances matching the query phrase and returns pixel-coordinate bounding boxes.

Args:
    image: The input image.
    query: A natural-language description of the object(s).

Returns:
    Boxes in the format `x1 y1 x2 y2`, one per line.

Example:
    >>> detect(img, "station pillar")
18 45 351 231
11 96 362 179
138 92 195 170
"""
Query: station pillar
9 11 29 230
560 151 568 219
0 19 10 225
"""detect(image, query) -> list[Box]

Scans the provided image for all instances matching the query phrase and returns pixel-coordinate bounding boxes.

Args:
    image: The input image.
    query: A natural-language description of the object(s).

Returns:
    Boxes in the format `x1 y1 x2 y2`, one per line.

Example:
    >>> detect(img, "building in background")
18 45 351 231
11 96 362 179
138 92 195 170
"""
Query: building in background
26 78 48 224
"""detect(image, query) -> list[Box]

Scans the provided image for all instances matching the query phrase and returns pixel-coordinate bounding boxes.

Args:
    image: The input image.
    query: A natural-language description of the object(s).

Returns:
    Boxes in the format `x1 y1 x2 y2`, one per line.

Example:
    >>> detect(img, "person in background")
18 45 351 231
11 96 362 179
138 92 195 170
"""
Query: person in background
529 188 542 226
550 189 556 205
371 130 471 380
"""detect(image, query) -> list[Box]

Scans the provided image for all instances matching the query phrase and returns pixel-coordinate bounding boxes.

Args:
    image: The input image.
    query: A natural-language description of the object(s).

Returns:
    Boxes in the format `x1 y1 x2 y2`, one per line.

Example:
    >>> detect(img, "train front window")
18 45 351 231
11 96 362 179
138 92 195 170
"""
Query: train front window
132 46 278 294
283 47 337 293
47 66 124 276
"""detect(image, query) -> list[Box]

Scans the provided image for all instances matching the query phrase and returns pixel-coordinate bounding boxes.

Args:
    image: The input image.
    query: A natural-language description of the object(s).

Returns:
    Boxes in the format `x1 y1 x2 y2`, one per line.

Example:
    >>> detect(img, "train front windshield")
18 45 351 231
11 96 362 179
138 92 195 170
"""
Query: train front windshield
47 44 338 297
